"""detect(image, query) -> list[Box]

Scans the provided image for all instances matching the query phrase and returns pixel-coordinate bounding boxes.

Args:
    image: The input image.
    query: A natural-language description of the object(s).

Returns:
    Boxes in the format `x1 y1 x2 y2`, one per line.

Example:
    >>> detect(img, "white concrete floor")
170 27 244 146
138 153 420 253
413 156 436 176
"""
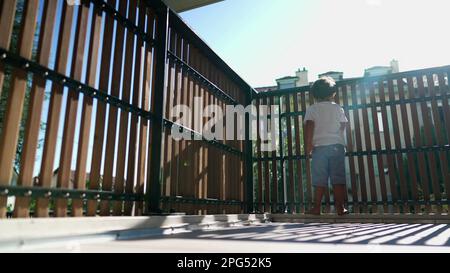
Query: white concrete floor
12 222 450 253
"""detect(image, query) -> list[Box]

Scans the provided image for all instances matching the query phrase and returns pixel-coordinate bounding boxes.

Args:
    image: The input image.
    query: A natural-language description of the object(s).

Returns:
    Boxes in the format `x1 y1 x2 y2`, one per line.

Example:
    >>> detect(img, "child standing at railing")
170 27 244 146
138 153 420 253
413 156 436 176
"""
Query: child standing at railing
304 76 349 215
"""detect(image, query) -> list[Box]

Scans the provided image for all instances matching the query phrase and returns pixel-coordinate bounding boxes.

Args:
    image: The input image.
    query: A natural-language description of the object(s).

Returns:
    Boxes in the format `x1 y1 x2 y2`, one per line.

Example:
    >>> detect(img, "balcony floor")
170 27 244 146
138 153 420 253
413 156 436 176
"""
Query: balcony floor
15 222 450 253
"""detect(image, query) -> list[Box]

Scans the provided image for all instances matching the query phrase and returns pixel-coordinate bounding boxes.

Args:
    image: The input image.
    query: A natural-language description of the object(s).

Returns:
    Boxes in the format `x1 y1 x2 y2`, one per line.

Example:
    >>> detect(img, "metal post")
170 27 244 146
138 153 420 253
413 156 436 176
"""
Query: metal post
245 89 254 213
147 2 169 214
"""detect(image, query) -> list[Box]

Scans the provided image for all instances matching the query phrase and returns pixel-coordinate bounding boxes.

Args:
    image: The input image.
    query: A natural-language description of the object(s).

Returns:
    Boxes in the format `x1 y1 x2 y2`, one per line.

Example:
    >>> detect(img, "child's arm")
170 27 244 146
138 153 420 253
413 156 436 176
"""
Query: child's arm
305 120 315 155
340 122 348 149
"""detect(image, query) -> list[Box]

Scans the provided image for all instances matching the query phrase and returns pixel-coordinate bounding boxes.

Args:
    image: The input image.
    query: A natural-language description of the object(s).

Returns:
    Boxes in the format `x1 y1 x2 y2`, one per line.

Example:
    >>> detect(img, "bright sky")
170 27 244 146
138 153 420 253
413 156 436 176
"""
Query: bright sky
180 0 450 87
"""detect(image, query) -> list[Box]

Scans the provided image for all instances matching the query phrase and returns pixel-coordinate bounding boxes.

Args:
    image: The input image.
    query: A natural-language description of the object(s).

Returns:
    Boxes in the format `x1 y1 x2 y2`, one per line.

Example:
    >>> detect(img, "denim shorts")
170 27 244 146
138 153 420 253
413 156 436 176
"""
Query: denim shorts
311 144 346 187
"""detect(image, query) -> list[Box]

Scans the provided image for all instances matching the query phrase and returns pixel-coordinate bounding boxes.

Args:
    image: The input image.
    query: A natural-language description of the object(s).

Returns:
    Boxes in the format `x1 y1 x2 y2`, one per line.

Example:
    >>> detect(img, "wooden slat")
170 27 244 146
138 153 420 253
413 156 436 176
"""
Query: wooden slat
14 0 58 218
300 91 312 210
378 80 399 212
285 94 294 213
216 69 225 213
0 0 17 98
396 77 419 213
386 79 409 213
201 53 209 214
418 75 442 213
437 72 450 201
359 82 378 213
170 30 182 212
341 85 359 213
406 76 430 213
197 49 204 214
191 46 201 214
162 29 175 205
427 73 449 209
178 38 189 212
100 0 128 216
256 98 263 212
125 0 147 216
72 3 103 217
214 67 222 214
263 97 270 212
350 84 368 213
270 95 278 212
135 8 155 216
186 43 196 215
113 0 138 216
37 3 75 218
292 93 303 213
87 0 117 217
0 0 40 218
368 82 389 213
54 4 90 217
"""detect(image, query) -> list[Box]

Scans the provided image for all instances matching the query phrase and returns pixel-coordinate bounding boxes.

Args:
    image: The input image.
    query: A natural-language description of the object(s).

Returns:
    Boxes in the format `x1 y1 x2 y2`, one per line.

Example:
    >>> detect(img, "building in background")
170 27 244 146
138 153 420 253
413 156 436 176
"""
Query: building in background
364 59 400 77
257 60 400 92
318 71 344 82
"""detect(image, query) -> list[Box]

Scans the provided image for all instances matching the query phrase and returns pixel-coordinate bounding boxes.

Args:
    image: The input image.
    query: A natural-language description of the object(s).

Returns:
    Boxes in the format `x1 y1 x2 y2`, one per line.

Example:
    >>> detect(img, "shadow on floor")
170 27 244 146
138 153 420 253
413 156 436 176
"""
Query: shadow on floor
119 222 450 247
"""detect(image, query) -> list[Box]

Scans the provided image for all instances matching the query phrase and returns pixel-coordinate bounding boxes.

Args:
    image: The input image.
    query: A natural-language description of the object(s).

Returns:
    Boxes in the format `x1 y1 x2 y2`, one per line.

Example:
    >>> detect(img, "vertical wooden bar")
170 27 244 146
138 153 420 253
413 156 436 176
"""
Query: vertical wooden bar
0 0 40 218
300 91 312 210
55 3 90 217
396 77 419 213
270 95 278 212
427 73 449 211
437 72 450 202
263 96 270 212
406 76 430 213
0 0 18 98
87 0 117 217
125 0 147 216
73 2 103 217
256 97 263 212
186 43 195 215
14 0 58 218
292 93 303 213
36 2 75 217
359 82 378 213
171 31 183 212
201 54 209 214
245 88 254 214
177 37 188 213
113 0 138 216
285 94 295 213
135 8 155 216
368 82 389 213
341 84 359 213
162 29 174 208
378 80 399 213
386 79 409 213
418 75 442 212
351 83 368 213
198 53 207 214
221 74 227 214
100 0 127 216
192 47 201 214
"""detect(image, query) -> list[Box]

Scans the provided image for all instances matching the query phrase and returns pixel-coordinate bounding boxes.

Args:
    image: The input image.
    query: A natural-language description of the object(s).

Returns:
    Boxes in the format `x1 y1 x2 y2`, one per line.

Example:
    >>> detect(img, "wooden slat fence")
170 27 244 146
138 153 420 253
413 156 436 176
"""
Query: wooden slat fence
0 0 253 218
255 66 450 214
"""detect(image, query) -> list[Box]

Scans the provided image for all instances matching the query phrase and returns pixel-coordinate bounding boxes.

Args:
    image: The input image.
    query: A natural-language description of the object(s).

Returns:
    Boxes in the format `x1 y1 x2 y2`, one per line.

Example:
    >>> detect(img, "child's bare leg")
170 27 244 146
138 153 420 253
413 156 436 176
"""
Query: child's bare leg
306 186 327 215
333 184 349 216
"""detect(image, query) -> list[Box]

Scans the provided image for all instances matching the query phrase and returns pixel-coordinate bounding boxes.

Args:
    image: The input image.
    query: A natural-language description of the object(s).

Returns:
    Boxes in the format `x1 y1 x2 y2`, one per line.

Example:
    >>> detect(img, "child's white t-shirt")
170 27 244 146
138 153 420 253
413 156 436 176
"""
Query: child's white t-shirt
304 101 348 147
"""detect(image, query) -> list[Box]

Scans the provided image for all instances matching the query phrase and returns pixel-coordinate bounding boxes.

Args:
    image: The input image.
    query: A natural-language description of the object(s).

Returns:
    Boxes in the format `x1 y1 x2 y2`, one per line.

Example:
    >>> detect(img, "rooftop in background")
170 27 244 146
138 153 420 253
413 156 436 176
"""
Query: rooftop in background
260 60 400 92
163 0 224 13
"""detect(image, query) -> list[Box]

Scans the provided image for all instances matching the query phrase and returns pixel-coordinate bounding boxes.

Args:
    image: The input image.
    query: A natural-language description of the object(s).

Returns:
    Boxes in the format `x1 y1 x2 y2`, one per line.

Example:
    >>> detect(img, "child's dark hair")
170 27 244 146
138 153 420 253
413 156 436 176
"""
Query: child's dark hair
311 76 337 100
